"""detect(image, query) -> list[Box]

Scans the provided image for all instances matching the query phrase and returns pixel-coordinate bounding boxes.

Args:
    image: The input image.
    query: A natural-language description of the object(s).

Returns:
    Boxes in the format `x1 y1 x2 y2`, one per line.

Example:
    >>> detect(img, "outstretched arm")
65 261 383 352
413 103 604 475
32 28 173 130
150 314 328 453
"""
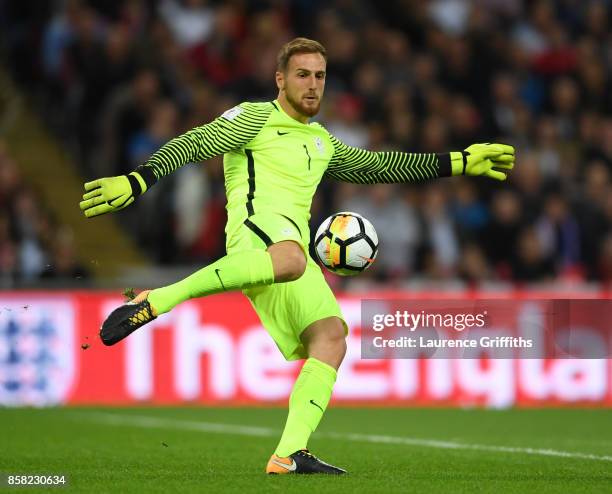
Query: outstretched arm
79 103 272 218
324 134 514 184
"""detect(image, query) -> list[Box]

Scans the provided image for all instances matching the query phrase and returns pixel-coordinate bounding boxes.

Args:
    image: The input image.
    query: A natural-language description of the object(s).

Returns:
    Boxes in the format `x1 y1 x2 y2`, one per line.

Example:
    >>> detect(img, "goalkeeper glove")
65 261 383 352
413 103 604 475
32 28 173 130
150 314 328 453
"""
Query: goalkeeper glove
79 172 147 218
451 143 515 181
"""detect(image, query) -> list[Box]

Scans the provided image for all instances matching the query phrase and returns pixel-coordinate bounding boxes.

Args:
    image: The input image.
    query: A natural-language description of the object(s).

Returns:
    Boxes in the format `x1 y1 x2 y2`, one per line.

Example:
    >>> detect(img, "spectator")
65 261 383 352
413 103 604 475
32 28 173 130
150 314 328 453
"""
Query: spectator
40 227 89 281
451 179 489 242
480 190 523 278
420 184 460 278
98 69 161 177
325 93 368 149
535 192 581 275
511 226 556 282
458 242 492 284
0 141 86 286
127 99 179 168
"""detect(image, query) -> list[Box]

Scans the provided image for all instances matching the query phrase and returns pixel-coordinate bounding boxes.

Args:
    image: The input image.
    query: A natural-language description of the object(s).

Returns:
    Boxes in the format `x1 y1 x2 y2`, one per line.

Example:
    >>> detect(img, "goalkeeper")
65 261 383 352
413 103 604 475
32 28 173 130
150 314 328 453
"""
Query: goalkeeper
80 38 514 475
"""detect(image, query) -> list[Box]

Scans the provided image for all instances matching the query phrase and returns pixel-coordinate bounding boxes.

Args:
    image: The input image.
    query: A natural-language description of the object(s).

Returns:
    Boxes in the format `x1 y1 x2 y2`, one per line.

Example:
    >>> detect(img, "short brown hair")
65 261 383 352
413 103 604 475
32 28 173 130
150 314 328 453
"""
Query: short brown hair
277 37 327 72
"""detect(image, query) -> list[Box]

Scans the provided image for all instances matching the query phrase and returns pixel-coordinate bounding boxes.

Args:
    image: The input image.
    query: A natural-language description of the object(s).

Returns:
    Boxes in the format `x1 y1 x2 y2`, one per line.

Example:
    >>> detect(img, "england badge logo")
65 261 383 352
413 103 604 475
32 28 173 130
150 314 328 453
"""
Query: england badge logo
0 298 76 406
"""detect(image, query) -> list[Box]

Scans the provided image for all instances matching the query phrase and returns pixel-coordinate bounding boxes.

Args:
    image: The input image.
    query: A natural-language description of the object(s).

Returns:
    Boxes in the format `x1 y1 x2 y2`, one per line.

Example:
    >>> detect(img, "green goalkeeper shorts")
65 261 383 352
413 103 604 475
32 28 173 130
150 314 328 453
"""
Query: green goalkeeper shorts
227 212 347 361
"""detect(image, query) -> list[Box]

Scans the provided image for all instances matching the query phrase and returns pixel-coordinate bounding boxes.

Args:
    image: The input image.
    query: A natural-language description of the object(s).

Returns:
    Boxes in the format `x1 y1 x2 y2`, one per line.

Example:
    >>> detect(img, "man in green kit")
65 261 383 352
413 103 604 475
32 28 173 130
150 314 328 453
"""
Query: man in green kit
79 37 515 474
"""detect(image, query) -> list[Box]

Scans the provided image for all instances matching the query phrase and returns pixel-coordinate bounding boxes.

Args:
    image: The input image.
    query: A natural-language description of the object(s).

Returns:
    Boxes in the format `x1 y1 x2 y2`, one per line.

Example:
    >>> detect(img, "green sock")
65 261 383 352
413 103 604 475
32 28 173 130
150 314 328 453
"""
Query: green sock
147 249 274 314
275 357 337 457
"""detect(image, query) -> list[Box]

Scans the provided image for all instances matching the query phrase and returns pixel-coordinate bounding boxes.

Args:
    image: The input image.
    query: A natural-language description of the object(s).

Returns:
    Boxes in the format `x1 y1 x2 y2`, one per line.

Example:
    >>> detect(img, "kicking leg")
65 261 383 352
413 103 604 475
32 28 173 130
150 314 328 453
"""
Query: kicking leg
100 241 305 345
148 241 305 314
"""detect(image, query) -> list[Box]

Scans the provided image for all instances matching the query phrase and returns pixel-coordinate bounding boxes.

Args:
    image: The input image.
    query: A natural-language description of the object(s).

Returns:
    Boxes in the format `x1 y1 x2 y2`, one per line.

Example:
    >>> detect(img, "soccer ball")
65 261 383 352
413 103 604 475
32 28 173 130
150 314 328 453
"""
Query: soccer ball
314 212 379 276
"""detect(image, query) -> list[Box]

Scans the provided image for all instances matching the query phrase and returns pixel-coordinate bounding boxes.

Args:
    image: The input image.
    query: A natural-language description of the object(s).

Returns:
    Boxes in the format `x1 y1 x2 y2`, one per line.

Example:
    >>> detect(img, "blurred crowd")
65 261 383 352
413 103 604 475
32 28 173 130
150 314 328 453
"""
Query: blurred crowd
2 0 612 286
0 141 89 286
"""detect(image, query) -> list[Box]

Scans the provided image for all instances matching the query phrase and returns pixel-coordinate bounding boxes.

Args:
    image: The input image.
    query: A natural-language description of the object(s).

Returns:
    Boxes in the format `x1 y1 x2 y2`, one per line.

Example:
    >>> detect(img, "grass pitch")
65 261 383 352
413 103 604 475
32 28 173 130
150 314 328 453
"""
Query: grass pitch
1 407 611 493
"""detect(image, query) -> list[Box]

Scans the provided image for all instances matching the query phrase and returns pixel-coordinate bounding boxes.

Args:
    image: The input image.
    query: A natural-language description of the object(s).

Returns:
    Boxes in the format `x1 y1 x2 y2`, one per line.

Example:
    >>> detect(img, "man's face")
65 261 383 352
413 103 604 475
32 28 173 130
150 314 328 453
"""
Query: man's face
276 52 326 118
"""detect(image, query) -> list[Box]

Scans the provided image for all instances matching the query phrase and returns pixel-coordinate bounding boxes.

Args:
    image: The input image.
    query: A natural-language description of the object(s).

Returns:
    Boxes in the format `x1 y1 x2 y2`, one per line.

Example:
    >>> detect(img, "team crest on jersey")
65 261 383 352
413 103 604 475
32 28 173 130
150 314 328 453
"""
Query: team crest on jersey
221 106 243 120
314 137 324 154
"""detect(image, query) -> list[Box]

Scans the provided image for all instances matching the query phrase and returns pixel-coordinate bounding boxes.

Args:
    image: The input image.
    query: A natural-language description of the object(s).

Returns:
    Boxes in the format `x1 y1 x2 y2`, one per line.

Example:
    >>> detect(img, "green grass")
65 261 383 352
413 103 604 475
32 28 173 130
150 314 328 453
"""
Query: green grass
1 407 611 493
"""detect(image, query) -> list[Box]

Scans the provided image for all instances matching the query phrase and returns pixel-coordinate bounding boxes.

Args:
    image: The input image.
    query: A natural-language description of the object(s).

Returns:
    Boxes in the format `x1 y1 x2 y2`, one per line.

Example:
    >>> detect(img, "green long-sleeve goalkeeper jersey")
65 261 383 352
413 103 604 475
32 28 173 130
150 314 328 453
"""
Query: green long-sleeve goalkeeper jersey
136 100 452 241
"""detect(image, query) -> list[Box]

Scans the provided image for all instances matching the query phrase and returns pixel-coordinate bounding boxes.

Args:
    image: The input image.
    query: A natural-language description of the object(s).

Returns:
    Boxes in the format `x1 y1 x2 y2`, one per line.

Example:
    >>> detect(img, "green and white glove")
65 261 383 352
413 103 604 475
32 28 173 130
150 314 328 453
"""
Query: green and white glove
79 172 147 218
451 143 515 181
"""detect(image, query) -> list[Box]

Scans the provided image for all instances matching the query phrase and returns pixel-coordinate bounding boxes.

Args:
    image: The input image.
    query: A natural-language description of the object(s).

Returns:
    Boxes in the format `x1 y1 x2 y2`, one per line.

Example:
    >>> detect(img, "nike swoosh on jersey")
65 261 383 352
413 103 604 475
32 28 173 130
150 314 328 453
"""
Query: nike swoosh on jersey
214 268 226 291
271 458 297 471
277 131 290 135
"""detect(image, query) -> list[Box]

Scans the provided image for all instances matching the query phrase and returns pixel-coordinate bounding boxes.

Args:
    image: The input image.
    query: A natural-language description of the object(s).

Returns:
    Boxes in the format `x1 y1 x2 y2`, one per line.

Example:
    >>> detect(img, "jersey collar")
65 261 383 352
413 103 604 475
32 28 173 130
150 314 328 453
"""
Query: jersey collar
273 99 312 126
